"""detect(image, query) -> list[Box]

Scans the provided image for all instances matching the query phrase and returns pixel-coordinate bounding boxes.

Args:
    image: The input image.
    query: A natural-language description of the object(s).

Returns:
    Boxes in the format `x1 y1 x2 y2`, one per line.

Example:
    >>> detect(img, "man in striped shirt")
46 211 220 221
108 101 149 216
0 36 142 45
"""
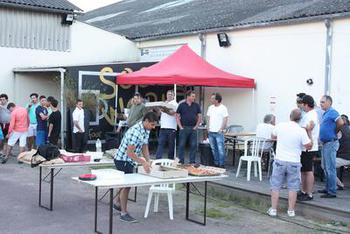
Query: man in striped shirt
114 111 158 223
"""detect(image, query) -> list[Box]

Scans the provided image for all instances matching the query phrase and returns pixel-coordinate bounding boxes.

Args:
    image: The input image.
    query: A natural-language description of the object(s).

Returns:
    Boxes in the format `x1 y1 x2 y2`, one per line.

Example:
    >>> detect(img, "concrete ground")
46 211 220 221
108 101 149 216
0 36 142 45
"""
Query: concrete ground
0 154 341 234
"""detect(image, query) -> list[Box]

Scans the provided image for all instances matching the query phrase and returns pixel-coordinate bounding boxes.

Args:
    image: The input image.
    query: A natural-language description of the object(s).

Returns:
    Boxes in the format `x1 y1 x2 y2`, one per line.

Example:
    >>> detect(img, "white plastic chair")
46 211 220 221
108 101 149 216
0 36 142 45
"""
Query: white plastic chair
236 137 266 181
144 159 175 220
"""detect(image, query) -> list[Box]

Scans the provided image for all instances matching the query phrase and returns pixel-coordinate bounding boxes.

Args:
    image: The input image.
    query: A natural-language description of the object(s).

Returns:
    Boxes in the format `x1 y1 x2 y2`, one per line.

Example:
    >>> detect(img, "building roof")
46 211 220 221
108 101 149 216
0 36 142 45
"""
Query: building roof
80 0 350 41
0 0 82 13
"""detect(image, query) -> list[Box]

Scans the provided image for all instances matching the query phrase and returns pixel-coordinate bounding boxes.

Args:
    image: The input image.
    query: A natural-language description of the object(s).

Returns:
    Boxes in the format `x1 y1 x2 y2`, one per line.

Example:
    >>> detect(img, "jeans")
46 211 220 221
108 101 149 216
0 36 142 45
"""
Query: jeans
156 128 176 159
208 132 225 166
36 130 47 146
72 132 87 153
178 127 197 164
321 140 339 195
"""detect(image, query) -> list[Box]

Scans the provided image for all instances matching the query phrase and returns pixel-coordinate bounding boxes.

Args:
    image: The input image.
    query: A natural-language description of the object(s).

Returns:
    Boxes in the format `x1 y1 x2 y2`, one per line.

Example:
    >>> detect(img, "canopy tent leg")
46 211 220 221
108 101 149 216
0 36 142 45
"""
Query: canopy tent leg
174 84 177 157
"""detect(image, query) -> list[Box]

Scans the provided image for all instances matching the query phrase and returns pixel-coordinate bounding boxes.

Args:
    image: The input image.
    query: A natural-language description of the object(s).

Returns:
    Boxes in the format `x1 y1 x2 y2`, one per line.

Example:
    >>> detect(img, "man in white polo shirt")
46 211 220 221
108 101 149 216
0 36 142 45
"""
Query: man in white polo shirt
156 90 178 159
268 109 312 218
72 99 86 153
207 93 228 168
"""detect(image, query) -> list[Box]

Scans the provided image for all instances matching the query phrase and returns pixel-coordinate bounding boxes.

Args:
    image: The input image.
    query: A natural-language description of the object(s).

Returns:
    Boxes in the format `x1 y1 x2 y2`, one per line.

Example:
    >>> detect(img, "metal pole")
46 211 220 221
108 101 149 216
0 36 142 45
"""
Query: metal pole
59 69 65 148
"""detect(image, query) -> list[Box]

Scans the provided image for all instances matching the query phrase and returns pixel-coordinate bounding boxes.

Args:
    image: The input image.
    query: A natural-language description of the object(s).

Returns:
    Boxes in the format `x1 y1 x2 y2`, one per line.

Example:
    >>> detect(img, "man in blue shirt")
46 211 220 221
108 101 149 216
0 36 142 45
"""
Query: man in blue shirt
35 96 49 147
318 95 344 198
113 112 157 223
176 90 202 164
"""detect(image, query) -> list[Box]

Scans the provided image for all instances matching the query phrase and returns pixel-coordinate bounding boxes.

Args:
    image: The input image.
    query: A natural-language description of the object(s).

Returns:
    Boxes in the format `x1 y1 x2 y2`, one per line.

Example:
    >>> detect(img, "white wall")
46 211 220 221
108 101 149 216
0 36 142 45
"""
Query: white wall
330 18 350 116
139 19 350 130
0 21 139 106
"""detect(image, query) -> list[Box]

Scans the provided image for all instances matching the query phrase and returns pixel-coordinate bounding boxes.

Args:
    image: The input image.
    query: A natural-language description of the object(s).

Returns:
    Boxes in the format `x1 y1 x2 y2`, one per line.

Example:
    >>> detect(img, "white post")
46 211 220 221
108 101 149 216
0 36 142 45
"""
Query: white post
59 69 65 148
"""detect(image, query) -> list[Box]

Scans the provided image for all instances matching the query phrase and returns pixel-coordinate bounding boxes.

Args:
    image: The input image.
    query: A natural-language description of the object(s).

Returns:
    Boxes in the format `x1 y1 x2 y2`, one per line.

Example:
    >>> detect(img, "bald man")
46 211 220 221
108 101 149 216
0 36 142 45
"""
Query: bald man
268 109 312 217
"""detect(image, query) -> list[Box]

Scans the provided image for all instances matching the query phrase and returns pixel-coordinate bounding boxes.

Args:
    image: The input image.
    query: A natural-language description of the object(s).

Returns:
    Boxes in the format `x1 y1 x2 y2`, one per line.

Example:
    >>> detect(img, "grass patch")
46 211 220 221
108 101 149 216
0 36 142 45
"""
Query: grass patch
196 208 234 220
327 220 348 227
206 186 269 212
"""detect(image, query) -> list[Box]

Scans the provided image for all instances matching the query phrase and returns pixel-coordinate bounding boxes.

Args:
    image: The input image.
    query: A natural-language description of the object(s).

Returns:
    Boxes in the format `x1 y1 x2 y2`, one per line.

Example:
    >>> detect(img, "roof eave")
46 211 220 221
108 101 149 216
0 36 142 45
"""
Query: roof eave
132 11 350 42
0 2 83 15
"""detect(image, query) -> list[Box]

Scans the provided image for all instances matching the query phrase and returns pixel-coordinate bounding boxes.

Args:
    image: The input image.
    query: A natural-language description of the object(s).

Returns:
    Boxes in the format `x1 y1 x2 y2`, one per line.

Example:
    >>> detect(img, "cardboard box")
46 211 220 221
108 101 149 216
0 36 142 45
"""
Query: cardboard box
138 165 188 179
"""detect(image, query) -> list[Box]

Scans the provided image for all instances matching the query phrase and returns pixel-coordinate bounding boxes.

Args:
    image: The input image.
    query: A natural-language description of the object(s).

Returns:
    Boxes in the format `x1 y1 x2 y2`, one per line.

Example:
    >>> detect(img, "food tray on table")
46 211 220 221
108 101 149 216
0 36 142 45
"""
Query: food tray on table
177 164 226 176
138 164 188 178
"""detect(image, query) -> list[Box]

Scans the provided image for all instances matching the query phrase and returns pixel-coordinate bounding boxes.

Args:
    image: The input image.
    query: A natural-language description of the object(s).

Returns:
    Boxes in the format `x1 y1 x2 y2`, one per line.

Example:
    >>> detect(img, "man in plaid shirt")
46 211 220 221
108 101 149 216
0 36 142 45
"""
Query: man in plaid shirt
114 112 158 223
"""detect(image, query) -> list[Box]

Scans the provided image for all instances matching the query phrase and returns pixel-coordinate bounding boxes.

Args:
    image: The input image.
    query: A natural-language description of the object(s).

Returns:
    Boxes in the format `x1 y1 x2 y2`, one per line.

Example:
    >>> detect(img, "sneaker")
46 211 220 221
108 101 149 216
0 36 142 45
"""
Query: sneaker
320 194 336 198
113 204 121 212
297 191 306 200
1 156 8 164
317 189 327 194
267 208 277 217
337 185 345 191
297 190 305 196
298 193 313 201
120 213 138 223
287 210 295 217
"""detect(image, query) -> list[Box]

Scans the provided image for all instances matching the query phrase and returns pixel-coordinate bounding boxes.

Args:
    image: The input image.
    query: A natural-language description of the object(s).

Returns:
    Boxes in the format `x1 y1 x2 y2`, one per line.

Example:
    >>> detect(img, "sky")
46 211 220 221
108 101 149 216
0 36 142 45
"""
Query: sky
68 0 122 12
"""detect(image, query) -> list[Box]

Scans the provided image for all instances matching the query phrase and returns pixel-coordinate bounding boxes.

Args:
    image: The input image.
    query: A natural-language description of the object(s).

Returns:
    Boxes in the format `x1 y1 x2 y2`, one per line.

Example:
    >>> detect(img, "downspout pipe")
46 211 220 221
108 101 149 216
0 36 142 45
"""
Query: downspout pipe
324 19 333 95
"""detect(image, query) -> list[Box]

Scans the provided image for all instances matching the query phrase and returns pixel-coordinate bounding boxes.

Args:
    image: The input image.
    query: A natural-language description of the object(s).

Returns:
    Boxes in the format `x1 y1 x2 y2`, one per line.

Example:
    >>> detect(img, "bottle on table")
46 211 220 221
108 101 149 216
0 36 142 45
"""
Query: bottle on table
96 138 102 152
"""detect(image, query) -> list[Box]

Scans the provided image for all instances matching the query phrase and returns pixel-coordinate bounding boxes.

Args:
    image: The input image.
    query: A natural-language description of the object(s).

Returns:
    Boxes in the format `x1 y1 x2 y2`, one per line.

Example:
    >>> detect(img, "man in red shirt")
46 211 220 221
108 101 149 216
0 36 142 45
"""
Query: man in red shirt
1 103 29 164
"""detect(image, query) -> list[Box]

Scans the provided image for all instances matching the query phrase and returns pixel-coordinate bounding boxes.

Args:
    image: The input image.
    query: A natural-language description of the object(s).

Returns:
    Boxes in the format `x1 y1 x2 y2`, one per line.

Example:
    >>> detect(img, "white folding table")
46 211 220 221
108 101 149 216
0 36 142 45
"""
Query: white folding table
36 159 114 211
73 173 227 234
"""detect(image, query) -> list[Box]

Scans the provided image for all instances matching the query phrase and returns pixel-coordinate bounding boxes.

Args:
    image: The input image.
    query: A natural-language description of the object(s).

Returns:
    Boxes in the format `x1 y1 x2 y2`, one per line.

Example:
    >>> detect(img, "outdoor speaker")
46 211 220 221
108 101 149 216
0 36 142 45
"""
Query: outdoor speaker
217 33 231 47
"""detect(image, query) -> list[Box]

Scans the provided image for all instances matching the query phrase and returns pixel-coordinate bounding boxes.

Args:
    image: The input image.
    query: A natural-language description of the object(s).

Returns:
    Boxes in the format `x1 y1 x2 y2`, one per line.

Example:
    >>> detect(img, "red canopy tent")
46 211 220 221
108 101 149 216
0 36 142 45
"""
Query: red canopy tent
116 45 255 88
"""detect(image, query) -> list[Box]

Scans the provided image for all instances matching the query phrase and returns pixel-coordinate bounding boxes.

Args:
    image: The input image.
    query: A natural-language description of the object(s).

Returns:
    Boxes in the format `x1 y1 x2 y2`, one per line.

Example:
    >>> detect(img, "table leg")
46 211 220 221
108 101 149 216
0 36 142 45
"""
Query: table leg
39 167 55 211
109 188 113 234
39 166 42 207
232 137 237 166
204 181 207 226
185 182 207 226
94 188 115 234
186 183 189 220
50 168 54 211
94 187 100 233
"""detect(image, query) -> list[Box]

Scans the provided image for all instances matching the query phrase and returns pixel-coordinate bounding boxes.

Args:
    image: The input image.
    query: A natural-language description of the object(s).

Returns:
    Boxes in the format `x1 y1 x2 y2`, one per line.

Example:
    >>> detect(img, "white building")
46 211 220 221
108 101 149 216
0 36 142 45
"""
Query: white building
82 0 350 130
0 0 139 106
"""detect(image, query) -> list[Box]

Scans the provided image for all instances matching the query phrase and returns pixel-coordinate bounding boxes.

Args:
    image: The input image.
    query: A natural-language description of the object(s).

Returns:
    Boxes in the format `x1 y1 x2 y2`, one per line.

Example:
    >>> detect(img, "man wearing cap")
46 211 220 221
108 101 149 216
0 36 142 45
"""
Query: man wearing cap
298 95 319 201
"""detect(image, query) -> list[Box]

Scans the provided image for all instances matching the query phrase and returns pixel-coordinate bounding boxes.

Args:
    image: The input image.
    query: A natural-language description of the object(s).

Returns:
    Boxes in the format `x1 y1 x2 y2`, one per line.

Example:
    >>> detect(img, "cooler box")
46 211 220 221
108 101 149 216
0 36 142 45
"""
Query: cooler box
199 143 214 166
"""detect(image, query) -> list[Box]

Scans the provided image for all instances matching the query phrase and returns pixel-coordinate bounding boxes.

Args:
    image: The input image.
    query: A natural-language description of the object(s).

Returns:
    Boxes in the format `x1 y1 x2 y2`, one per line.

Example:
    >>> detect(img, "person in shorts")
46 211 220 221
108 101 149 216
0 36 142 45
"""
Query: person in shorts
26 93 39 150
1 103 29 164
113 112 157 223
0 127 4 156
35 96 49 147
0 93 11 152
268 109 312 217
298 95 320 201
48 99 61 146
